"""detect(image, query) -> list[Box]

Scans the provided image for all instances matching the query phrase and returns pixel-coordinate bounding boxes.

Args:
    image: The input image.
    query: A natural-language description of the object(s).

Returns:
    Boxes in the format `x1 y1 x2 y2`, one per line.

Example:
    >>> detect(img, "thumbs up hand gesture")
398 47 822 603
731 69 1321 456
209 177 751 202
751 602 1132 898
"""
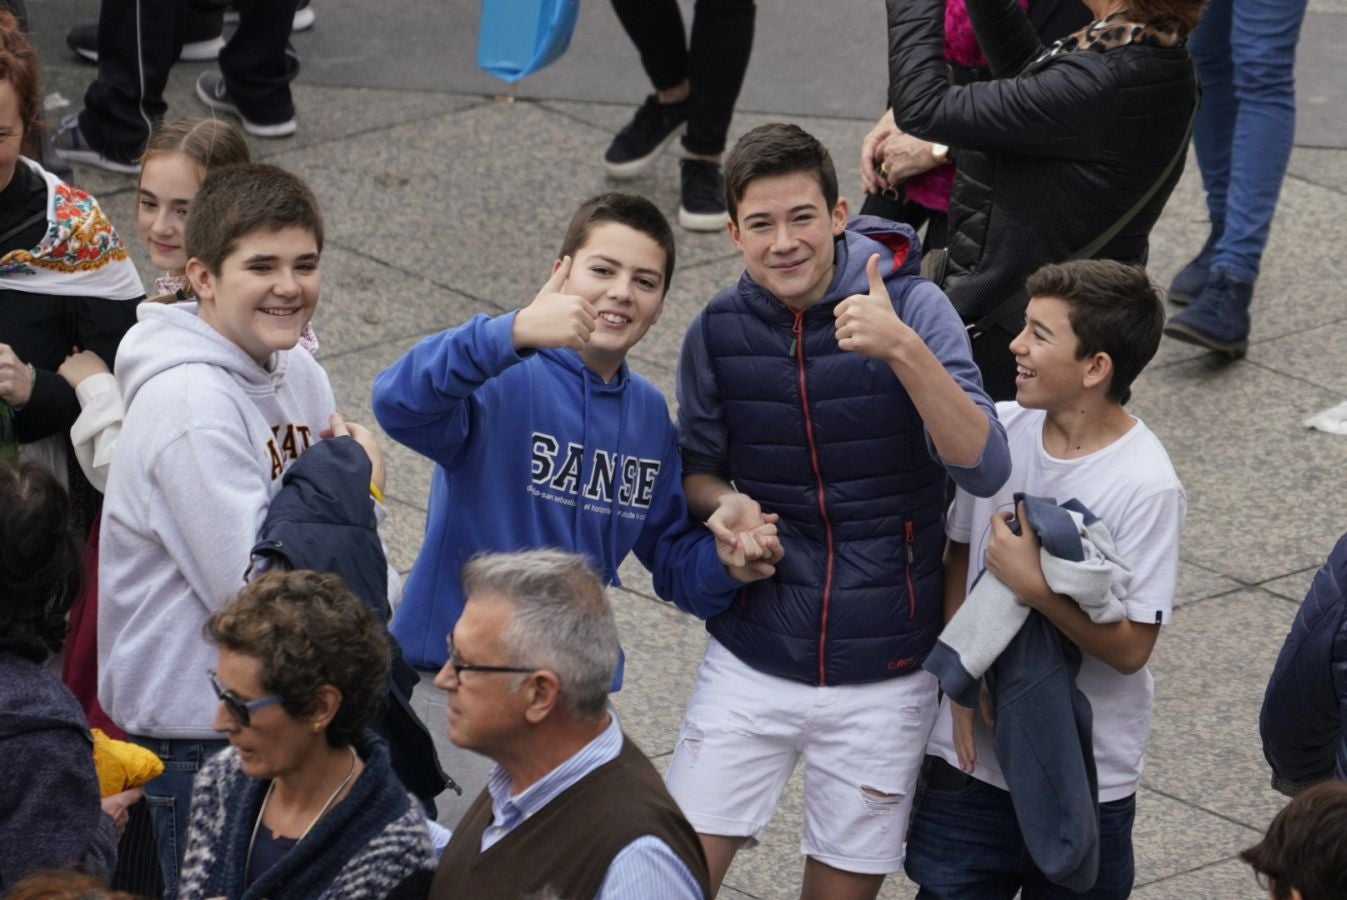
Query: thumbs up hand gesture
513 255 598 352
834 253 911 362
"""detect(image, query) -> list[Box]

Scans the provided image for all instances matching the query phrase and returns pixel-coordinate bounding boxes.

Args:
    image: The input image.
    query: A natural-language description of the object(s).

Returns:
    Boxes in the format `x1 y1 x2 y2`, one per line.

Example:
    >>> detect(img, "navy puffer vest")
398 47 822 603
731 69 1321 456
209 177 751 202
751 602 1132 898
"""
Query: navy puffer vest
704 229 948 686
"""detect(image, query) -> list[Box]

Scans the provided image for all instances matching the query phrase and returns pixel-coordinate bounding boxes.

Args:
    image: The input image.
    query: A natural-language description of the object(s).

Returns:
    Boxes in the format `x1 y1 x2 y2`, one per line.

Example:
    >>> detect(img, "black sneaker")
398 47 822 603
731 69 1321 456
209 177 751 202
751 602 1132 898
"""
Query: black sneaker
65 23 98 62
678 159 728 232
603 95 688 179
65 21 224 63
195 71 297 138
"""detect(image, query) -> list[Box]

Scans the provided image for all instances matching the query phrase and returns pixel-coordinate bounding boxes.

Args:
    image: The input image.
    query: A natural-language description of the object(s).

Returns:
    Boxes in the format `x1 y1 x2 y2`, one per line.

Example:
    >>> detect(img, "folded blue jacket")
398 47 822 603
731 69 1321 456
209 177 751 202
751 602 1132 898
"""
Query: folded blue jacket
925 494 1131 893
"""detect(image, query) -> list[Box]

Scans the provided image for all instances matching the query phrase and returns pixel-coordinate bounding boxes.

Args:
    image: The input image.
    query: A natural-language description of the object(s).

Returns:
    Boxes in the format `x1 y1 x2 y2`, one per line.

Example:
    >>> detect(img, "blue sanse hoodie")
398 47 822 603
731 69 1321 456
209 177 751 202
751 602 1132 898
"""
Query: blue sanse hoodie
372 311 741 673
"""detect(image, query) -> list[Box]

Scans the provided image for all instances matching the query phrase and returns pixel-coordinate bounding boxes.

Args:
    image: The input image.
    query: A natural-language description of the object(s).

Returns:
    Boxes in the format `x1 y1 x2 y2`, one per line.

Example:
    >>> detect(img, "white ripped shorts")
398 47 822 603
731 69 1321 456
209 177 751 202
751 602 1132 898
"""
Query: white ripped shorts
663 638 939 875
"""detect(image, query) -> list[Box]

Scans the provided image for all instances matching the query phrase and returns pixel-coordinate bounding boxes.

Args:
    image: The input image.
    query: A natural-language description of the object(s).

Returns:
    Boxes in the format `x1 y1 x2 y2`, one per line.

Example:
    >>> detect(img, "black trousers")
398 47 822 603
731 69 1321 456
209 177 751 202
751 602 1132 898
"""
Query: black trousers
609 0 756 156
79 0 299 161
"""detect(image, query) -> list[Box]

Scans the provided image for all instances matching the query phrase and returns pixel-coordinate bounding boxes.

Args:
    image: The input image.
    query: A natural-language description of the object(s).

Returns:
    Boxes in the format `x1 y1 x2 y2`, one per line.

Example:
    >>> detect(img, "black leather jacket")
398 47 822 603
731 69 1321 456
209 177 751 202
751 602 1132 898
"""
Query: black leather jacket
887 0 1197 324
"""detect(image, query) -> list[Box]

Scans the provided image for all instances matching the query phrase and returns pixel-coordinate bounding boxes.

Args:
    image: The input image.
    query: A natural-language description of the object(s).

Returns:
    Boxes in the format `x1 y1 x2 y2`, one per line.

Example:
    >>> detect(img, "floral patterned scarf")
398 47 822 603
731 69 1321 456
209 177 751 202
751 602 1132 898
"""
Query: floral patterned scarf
0 158 143 302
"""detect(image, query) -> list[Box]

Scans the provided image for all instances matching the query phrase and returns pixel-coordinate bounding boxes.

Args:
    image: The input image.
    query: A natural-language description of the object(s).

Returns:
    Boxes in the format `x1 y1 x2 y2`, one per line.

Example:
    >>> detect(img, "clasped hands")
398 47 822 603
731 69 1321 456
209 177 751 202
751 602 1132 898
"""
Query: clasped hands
706 492 784 584
859 109 944 196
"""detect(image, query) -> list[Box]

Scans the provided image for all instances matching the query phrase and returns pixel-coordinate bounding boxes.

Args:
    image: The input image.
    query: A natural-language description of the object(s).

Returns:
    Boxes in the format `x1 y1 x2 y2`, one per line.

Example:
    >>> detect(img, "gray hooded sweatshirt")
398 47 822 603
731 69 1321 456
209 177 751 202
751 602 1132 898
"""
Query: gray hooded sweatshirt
98 301 334 739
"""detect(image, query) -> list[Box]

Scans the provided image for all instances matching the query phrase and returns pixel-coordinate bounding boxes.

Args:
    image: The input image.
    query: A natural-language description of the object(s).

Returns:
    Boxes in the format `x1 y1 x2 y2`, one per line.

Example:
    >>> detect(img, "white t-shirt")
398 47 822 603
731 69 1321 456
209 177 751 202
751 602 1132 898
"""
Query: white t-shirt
926 402 1186 801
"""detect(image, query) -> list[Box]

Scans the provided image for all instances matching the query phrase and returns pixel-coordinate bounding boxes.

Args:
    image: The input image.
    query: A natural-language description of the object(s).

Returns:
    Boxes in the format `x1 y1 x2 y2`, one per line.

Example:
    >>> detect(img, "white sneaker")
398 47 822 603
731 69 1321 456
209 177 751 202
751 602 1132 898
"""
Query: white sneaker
181 35 226 61
292 4 316 31
66 23 223 63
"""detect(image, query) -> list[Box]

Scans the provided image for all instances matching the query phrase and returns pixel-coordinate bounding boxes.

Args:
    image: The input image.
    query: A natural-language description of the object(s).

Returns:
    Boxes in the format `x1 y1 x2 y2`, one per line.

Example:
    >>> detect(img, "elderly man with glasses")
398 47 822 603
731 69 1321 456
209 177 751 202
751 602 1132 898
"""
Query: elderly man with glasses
428 549 709 899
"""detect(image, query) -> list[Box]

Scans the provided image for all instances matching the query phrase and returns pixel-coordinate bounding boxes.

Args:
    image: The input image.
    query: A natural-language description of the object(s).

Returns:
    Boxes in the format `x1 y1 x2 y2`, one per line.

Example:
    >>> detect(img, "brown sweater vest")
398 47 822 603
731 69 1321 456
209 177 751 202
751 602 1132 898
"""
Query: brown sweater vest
430 734 709 900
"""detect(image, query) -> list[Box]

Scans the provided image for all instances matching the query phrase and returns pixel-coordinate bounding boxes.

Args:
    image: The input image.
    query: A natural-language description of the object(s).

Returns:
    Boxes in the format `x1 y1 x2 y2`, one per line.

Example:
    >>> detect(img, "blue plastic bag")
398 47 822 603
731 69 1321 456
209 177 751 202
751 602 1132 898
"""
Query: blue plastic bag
477 0 581 83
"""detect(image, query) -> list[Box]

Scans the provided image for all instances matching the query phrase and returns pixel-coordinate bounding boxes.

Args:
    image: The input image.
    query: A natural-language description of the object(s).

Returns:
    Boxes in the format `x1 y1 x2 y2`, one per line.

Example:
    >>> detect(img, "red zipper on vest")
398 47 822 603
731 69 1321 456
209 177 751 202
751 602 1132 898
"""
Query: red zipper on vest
904 520 917 619
793 309 835 686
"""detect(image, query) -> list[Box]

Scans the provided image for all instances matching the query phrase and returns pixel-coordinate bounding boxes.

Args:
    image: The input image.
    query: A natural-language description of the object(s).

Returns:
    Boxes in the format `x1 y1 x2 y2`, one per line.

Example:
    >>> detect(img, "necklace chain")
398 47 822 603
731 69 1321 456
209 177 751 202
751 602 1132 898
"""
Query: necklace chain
244 745 359 884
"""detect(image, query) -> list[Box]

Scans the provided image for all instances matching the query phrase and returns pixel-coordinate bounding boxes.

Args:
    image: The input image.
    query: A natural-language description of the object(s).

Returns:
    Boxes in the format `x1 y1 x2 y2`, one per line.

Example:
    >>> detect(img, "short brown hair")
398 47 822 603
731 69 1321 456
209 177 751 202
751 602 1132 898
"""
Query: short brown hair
557 192 675 293
206 570 390 747
724 123 839 225
185 163 323 274
1241 781 1347 900
1127 0 1207 36
1024 260 1164 405
0 11 42 139
141 117 250 173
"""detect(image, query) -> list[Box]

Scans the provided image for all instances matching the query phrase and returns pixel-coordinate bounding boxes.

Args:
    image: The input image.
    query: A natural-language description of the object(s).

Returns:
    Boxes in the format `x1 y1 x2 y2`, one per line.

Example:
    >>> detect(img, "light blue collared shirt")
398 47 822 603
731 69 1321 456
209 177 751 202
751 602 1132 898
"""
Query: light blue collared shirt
481 712 703 899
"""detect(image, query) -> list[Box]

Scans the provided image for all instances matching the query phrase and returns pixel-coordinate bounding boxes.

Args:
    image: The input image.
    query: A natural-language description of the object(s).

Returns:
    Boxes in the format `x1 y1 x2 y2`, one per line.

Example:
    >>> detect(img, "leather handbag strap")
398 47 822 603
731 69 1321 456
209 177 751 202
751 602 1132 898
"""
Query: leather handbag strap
967 67 1200 338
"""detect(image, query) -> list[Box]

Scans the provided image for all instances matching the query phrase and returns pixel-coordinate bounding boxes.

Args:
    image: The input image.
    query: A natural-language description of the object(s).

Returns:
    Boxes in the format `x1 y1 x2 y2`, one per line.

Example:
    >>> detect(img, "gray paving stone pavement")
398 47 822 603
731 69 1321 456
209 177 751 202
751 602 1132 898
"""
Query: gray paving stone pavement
33 0 1347 895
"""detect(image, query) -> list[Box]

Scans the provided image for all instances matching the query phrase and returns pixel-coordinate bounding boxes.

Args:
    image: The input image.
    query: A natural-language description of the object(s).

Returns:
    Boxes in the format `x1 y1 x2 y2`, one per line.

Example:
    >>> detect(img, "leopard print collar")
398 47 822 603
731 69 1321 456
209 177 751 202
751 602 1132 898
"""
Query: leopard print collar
1038 12 1181 62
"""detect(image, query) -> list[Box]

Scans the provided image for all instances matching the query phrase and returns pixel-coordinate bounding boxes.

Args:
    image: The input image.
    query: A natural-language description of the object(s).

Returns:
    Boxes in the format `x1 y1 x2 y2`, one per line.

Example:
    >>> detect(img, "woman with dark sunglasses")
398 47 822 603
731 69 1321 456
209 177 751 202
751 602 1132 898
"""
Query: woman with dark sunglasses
176 569 436 899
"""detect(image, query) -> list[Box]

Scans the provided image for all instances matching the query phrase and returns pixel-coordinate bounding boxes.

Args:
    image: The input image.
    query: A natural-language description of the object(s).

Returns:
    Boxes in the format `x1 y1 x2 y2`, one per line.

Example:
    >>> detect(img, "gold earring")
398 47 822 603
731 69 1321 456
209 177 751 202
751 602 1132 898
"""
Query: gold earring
311 721 323 733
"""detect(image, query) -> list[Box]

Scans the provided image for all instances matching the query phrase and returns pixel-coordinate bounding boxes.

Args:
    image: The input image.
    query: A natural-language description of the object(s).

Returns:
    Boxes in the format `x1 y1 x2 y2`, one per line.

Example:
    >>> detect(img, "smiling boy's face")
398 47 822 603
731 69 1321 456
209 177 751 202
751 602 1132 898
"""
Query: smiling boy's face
560 221 667 380
189 226 320 366
1008 295 1095 410
727 171 848 310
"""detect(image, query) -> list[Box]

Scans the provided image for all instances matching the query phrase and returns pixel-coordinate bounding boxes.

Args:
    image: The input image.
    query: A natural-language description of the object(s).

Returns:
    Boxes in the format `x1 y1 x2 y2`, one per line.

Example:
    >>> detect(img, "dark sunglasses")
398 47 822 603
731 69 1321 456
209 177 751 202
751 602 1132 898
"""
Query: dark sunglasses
208 669 284 727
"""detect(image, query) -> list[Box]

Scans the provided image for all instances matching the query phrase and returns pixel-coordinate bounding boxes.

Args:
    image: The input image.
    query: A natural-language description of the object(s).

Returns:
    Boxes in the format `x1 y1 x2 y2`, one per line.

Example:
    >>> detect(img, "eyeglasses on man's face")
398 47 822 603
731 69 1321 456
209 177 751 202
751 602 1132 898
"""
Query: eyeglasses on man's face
208 669 285 727
443 636 537 681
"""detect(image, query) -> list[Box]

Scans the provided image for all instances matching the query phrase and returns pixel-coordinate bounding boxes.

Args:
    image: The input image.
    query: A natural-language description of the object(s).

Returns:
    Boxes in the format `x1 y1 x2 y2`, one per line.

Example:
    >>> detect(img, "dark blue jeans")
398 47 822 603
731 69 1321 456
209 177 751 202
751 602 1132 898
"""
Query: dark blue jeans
904 758 1136 899
129 736 228 900
1189 0 1309 281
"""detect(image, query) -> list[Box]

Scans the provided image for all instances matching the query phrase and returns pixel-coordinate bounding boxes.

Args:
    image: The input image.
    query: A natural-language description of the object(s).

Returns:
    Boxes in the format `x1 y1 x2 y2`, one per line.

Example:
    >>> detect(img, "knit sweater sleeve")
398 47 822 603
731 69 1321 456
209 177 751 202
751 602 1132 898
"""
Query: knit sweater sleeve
322 799 437 898
174 749 238 899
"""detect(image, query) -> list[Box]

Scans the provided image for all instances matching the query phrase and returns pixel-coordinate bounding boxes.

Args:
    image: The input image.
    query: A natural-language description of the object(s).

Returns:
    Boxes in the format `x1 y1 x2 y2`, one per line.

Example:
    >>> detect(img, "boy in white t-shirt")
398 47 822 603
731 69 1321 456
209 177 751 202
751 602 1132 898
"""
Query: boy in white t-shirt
904 260 1187 900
